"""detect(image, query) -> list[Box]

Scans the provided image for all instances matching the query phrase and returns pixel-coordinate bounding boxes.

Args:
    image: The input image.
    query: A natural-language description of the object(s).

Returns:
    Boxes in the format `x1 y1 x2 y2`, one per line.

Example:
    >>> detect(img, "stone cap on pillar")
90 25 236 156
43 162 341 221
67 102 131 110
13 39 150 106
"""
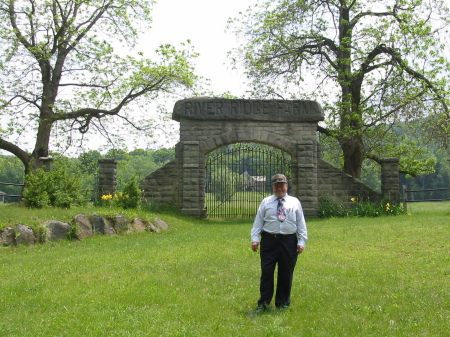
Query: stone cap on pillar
380 158 400 163
98 158 118 164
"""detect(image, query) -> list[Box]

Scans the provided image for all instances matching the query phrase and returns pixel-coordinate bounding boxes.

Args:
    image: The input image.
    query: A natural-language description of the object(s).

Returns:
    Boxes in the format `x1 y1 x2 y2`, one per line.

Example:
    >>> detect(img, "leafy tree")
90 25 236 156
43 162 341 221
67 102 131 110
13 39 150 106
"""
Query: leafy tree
129 149 148 157
78 150 102 176
229 0 450 179
116 150 159 189
0 0 199 173
105 149 128 161
400 147 450 200
153 147 175 165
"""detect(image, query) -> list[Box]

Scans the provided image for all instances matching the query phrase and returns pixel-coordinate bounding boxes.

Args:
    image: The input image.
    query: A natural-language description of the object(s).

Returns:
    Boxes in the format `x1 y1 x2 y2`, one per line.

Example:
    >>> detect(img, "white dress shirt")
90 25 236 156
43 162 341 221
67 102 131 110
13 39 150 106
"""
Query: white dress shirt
251 194 308 247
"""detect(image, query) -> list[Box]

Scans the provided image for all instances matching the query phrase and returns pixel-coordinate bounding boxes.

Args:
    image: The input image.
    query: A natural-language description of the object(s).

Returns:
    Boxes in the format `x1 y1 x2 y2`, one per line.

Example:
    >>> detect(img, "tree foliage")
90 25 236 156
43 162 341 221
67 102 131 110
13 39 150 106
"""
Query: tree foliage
0 0 199 172
229 0 450 178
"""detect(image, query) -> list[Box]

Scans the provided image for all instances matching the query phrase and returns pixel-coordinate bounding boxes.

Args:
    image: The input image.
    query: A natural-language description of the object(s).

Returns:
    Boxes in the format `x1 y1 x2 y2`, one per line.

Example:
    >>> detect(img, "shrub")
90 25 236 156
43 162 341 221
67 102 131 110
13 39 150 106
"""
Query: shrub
23 160 88 209
318 197 404 218
117 176 142 209
98 176 142 209
318 197 349 218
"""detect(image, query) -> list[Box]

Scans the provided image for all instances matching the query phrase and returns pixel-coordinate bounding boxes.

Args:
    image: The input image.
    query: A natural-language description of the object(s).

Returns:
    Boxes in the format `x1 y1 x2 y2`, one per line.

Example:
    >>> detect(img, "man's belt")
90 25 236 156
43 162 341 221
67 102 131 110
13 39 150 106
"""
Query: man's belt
262 231 296 239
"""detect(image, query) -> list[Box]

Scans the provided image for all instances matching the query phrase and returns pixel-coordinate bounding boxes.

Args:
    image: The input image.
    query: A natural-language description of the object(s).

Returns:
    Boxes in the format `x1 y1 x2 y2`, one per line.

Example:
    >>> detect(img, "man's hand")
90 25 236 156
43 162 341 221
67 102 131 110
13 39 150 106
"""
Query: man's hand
251 242 259 252
297 245 304 254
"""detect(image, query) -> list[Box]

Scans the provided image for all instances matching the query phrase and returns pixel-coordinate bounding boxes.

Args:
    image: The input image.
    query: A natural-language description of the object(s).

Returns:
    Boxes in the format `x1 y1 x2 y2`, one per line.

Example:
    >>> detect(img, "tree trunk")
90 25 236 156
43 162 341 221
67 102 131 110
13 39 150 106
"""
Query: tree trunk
30 104 54 171
337 5 364 179
340 135 364 179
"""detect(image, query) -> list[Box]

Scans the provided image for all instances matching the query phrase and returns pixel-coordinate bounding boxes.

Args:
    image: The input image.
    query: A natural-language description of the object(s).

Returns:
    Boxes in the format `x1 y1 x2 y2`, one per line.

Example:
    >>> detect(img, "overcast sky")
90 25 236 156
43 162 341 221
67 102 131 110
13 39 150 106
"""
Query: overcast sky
142 0 257 97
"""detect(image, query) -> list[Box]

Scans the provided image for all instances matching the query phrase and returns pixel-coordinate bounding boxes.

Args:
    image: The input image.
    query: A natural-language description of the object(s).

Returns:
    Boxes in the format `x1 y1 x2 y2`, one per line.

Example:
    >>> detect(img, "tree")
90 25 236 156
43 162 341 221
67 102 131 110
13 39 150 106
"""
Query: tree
153 147 175 165
0 0 199 173
229 0 450 179
78 150 102 175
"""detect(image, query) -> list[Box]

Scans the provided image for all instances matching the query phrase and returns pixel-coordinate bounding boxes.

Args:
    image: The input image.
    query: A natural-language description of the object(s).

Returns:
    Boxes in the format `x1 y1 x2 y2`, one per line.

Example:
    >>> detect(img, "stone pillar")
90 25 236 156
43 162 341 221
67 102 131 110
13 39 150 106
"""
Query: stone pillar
39 156 53 171
179 141 206 218
97 159 117 199
292 140 318 217
381 158 400 203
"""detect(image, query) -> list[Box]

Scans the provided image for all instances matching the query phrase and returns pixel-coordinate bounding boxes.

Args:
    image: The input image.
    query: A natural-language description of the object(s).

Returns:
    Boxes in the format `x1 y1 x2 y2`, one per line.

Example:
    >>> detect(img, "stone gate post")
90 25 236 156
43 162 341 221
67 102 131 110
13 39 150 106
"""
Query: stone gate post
292 140 318 217
97 159 117 199
39 156 54 171
380 158 400 203
178 141 207 218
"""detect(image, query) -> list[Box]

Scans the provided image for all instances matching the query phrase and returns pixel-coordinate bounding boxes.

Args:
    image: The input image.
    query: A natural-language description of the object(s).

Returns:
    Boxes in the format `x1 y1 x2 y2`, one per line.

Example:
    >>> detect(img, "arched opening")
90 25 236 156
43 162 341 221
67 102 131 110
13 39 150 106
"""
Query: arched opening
205 143 291 218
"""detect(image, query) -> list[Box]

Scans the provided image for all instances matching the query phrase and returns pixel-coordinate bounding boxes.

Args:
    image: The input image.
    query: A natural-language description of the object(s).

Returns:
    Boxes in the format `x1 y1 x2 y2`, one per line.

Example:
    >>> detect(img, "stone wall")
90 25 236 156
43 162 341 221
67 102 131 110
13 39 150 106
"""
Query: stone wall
141 153 395 216
139 98 399 218
141 159 179 207
156 98 325 217
317 159 382 208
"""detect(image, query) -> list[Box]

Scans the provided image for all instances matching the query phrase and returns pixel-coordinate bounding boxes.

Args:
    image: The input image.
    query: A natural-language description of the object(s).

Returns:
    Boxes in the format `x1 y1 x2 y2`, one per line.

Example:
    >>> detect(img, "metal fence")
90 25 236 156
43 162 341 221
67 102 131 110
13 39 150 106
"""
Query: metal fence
402 185 450 212
0 182 24 202
206 143 291 218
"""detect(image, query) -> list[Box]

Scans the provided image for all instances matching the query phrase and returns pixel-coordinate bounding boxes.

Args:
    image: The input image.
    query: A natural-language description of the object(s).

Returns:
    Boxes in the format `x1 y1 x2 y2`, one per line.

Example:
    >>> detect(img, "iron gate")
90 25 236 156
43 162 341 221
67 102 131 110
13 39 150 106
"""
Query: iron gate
206 143 291 218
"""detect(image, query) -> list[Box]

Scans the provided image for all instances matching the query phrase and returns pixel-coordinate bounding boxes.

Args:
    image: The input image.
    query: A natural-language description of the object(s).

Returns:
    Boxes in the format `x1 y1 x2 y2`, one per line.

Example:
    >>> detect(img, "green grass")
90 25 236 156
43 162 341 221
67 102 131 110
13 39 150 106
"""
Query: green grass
1 202 449 336
206 191 269 217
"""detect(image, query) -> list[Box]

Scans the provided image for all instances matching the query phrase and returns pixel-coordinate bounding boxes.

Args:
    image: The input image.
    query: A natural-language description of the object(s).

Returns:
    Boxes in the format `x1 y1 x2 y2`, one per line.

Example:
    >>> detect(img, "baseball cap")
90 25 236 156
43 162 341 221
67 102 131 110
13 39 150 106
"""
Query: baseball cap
271 174 288 184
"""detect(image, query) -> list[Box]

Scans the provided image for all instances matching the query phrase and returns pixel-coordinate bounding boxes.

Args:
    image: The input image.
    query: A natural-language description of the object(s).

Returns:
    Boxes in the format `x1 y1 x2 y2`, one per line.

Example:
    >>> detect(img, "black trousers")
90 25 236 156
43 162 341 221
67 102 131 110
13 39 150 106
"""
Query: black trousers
258 232 298 307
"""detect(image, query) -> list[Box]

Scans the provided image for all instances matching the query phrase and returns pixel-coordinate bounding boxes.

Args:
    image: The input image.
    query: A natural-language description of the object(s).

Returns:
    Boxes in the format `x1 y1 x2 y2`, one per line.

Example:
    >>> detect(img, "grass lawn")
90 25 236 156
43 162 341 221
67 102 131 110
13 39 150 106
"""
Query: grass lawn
0 202 449 336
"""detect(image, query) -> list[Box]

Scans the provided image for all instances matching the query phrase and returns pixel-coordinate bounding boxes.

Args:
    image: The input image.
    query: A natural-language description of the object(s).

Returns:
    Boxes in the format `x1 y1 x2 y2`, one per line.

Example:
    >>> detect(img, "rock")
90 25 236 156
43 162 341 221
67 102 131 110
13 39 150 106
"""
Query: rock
72 214 93 239
91 213 115 235
44 220 71 242
108 214 127 234
1 214 169 247
129 217 147 233
15 224 36 245
147 222 159 233
153 218 169 230
1 227 16 246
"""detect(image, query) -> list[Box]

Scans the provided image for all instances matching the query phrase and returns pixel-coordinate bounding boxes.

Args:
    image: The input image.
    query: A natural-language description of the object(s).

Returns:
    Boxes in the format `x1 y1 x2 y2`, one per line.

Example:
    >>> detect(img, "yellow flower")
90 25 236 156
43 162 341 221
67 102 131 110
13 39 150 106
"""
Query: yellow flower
350 197 357 202
386 203 391 211
101 194 113 200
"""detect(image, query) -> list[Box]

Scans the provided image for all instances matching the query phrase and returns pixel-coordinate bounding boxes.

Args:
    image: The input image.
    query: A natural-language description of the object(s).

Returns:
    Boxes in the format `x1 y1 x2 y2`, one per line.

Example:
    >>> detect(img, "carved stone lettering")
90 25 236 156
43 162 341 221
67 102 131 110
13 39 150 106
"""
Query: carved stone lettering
172 98 324 122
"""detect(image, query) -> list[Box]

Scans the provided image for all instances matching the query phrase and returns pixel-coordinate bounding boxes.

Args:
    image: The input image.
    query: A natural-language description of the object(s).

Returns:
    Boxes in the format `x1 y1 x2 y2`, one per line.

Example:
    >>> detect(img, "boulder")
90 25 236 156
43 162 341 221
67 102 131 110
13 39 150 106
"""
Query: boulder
154 217 169 230
72 214 93 239
108 214 127 234
15 224 36 245
1 214 169 247
91 213 115 235
128 217 147 233
44 220 71 242
1 227 16 246
147 221 159 233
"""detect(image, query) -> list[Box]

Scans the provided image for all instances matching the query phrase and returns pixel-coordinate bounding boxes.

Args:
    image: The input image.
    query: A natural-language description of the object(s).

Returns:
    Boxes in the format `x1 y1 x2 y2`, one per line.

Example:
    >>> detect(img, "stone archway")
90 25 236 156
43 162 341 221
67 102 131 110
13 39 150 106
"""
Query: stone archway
151 98 324 217
141 97 398 218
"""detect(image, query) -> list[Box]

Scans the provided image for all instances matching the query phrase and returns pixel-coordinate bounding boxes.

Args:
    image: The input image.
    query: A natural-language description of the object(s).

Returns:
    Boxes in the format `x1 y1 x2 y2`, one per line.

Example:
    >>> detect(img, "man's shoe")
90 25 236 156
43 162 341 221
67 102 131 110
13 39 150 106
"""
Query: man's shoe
255 303 268 313
276 304 290 309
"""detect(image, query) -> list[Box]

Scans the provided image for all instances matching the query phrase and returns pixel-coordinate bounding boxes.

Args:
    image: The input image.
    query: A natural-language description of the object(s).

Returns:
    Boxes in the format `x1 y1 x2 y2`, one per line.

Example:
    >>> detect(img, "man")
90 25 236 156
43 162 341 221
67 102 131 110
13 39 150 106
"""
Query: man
251 174 307 313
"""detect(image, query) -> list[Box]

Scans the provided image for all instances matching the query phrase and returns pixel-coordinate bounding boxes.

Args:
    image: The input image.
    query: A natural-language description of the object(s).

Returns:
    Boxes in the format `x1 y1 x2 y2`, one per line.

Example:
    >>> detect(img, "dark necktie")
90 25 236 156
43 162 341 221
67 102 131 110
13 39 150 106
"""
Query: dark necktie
277 198 286 222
